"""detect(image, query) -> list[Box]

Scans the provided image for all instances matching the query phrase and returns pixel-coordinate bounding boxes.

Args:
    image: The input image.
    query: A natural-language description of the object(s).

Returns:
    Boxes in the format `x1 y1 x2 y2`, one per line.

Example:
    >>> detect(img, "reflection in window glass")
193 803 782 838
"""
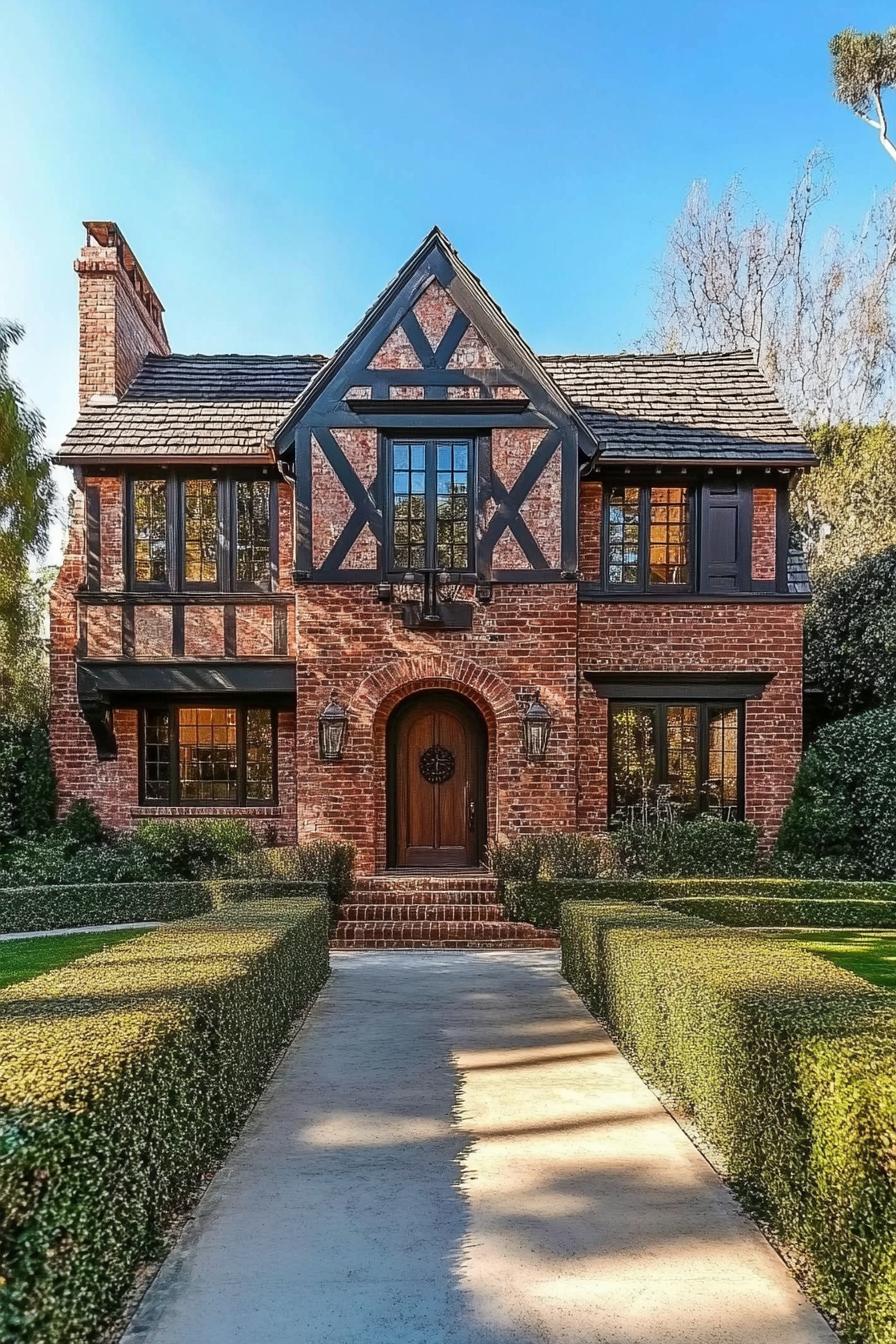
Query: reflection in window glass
178 707 238 802
391 441 427 571
236 481 271 586
607 486 642 585
649 487 689 585
665 705 698 813
245 707 274 801
436 441 470 570
707 707 739 812
610 705 656 809
183 480 218 584
143 709 171 801
133 480 167 583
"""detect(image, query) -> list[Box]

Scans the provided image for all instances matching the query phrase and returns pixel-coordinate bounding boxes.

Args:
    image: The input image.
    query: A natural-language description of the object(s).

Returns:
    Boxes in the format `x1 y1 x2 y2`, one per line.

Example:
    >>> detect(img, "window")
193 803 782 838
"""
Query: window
131 479 168 586
182 479 219 587
127 474 274 591
609 701 742 821
605 484 691 591
389 438 473 574
140 705 276 805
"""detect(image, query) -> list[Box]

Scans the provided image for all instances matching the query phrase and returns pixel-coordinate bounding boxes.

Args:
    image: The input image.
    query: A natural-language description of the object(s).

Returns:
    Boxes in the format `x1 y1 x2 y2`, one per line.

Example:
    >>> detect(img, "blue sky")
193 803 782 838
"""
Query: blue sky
1 0 894 556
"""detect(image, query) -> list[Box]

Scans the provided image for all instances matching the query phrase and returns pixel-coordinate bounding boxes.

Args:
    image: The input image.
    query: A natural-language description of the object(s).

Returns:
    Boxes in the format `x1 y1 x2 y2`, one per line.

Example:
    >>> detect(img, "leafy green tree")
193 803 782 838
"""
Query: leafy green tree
0 321 54 711
792 422 896 575
804 545 896 717
831 28 896 165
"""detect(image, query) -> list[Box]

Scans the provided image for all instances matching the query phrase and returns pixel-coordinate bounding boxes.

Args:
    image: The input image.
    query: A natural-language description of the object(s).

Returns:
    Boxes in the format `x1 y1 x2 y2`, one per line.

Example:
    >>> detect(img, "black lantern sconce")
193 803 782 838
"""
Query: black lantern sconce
521 690 552 762
318 692 348 762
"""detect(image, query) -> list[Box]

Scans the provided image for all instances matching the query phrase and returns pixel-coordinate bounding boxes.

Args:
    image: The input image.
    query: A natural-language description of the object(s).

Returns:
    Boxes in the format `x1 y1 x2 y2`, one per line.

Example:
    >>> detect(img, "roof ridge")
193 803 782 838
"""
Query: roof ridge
144 352 328 363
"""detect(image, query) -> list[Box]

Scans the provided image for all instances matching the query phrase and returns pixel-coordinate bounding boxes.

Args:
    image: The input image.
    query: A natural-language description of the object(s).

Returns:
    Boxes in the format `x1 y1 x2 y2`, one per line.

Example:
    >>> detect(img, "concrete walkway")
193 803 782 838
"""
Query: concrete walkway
123 951 836 1344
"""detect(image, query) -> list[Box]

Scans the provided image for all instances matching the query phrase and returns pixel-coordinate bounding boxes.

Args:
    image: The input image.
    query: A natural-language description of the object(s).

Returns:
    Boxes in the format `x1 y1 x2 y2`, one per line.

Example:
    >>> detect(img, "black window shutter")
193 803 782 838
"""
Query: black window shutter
699 482 751 592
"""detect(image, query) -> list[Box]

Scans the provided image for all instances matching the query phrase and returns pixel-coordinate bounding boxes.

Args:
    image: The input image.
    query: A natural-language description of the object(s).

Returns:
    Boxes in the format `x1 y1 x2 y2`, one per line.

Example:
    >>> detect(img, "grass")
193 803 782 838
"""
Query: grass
769 929 896 990
0 928 147 990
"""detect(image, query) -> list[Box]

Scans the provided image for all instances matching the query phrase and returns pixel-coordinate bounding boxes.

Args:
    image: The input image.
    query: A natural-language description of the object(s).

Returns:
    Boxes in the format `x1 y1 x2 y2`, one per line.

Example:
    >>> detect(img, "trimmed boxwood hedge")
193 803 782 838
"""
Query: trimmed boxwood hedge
0 897 329 1344
659 895 896 927
561 900 896 1343
507 875 896 929
0 878 327 935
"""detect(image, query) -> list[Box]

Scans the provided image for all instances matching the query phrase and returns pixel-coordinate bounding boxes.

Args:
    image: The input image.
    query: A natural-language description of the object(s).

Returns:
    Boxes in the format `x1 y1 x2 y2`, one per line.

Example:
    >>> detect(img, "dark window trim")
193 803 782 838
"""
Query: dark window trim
384 434 475 578
603 482 696 595
138 702 278 807
608 697 745 821
125 470 276 594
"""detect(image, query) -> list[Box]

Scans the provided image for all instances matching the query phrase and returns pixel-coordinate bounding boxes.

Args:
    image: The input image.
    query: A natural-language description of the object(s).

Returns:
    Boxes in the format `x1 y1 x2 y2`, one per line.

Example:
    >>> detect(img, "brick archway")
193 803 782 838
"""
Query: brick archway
350 655 518 870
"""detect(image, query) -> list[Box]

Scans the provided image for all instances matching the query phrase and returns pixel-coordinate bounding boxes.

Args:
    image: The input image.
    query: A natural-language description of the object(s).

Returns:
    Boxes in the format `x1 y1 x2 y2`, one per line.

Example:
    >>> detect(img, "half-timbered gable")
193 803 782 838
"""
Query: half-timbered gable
275 228 590 585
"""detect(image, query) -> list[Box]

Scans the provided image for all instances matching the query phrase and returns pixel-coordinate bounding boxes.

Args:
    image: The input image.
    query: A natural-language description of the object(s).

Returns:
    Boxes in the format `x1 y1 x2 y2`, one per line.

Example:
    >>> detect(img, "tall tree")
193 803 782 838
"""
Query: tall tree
831 27 896 165
0 321 54 711
649 154 896 426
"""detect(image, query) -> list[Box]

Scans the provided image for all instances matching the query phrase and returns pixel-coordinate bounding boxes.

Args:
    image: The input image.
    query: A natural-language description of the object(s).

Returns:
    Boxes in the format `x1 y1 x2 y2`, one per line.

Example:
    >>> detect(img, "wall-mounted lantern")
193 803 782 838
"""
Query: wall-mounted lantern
318 692 348 762
521 690 552 762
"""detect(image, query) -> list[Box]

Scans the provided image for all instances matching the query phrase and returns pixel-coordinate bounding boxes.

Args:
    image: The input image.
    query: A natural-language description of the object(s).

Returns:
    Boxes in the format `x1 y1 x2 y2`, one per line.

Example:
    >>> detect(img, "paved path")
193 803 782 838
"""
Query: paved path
123 951 836 1344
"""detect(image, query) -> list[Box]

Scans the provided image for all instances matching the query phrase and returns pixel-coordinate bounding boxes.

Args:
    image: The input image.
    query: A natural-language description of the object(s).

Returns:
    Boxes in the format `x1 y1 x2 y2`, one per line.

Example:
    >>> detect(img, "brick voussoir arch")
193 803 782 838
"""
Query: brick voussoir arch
350 654 520 728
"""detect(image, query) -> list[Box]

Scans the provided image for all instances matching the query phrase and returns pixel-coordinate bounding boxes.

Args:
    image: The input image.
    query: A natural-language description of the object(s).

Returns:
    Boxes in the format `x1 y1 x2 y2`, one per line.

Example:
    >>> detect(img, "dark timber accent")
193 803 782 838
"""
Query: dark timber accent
584 671 774 700
171 604 185 656
77 660 296 702
85 485 102 591
121 603 135 658
223 604 237 657
274 228 589 585
273 605 288 655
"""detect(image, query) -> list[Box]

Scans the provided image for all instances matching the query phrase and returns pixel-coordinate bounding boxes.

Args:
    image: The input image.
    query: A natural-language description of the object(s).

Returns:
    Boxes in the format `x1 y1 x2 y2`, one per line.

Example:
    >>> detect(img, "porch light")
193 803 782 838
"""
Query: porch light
521 691 552 762
318 693 348 762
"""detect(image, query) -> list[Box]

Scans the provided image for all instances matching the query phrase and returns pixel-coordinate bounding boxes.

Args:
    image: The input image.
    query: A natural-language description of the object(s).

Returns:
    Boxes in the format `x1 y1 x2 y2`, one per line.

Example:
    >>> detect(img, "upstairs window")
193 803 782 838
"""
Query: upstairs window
126 474 274 592
389 438 473 574
131 479 169 587
141 705 276 805
605 484 691 591
609 701 742 823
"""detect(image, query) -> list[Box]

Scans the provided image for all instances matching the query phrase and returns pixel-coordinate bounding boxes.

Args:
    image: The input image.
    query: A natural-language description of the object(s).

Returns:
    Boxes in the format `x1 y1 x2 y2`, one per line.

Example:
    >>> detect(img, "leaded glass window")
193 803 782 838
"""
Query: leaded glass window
605 484 692 591
649 487 689 585
183 480 219 585
236 480 272 587
609 701 742 822
390 439 472 573
140 706 276 805
132 480 168 584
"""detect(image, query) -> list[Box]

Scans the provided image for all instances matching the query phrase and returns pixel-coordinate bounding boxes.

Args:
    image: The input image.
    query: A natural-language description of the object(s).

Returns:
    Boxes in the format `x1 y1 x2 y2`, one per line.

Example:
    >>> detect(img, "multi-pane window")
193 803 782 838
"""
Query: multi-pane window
605 484 691 591
609 701 742 822
127 474 274 591
183 480 219 585
390 439 472 573
132 480 168 585
141 705 276 805
236 480 273 586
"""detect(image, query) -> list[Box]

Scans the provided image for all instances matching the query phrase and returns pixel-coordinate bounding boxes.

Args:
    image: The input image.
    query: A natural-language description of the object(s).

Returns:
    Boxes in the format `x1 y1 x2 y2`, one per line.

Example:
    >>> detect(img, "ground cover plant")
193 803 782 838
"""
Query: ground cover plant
0 929 145 990
561 899 896 1343
769 929 896 991
0 897 329 1344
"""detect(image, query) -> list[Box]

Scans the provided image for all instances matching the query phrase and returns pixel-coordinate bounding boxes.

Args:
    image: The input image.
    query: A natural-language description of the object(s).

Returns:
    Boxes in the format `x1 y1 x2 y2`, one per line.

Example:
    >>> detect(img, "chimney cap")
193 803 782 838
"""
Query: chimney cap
82 220 165 324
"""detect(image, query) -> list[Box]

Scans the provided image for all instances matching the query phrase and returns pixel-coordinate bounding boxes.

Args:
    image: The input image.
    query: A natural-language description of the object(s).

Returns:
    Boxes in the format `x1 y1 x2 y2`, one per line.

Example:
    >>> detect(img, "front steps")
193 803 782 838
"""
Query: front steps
331 874 557 949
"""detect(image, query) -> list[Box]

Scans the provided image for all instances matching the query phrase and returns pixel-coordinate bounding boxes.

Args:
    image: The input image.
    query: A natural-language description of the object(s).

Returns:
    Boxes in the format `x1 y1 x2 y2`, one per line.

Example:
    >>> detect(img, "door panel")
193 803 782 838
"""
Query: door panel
390 693 485 869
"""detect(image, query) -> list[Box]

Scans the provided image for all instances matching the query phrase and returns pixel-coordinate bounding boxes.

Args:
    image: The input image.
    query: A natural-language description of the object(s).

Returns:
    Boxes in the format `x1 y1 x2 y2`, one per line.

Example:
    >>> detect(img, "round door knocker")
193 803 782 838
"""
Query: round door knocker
419 745 455 785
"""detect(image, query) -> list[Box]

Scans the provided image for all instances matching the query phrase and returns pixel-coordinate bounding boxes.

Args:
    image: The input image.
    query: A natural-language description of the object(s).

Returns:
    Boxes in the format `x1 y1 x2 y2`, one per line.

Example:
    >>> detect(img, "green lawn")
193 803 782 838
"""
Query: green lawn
0 929 146 990
770 929 896 991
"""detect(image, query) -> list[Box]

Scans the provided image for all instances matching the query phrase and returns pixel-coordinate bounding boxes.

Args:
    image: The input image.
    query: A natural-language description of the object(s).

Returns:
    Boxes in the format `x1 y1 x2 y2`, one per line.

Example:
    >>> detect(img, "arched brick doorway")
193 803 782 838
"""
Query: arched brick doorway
386 690 487 870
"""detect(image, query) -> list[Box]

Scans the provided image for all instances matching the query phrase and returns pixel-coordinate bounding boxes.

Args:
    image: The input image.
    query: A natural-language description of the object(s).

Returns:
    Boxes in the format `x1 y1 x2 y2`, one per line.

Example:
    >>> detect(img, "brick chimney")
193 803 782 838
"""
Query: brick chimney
74 221 170 408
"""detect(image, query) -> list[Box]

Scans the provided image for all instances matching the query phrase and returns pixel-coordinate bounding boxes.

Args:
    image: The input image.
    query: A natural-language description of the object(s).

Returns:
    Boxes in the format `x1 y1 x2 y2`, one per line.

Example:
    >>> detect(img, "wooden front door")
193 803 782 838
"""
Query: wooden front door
389 692 485 869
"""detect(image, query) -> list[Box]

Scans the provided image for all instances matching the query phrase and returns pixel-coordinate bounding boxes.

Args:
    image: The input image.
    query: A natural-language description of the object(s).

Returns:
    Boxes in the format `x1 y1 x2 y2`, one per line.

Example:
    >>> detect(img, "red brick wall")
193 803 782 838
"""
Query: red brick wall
75 240 169 406
294 584 579 872
577 602 804 844
752 487 778 581
579 481 602 581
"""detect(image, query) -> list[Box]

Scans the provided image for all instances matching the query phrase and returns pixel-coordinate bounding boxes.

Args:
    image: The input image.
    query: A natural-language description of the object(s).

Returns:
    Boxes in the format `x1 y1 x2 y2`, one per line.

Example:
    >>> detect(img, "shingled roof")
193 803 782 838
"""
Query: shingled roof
58 347 814 467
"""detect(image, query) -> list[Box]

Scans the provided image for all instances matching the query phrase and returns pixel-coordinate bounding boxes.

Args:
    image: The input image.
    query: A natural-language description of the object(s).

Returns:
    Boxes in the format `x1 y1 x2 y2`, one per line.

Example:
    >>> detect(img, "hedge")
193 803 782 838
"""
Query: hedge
561 900 896 1342
660 895 896 928
507 875 896 929
224 839 355 902
0 878 327 935
0 897 329 1344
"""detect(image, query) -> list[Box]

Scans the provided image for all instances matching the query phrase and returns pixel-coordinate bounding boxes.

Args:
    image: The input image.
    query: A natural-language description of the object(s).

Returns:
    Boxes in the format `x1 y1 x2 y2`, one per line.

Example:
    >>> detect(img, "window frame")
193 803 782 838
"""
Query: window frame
603 482 696 595
138 703 278 807
608 698 745 821
385 436 475 578
125 471 276 593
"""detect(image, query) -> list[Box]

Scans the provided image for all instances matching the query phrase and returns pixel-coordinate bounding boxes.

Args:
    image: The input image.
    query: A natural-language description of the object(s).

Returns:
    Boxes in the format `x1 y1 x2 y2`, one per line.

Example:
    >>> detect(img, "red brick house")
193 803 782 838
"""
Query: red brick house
52 222 814 877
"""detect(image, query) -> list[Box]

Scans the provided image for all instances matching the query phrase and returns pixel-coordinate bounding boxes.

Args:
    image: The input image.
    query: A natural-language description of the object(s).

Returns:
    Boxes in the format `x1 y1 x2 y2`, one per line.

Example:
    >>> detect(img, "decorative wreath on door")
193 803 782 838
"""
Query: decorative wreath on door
419 745 455 785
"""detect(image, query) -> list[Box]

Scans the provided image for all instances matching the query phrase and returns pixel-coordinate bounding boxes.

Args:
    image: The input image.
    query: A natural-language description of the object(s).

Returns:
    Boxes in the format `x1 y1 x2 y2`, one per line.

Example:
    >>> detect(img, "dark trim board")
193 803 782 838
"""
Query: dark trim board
77 660 296 702
347 398 530 416
585 671 774 700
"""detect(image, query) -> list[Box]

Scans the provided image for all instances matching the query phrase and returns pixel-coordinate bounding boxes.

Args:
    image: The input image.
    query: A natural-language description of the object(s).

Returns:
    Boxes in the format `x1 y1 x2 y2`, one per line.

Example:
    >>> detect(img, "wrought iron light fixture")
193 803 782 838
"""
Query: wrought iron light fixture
521 691 552 762
318 692 348 762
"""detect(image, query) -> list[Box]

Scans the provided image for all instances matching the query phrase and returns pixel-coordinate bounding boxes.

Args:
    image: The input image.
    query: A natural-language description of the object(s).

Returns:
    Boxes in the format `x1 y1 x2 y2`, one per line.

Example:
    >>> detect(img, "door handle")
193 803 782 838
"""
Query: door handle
468 798 476 832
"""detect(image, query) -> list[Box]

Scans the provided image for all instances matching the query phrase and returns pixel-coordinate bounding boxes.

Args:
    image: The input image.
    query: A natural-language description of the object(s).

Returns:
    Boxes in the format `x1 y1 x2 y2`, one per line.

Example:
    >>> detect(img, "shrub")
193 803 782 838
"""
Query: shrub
225 839 355 901
777 706 896 879
660 895 896 928
0 878 327 935
0 897 329 1344
130 818 258 879
489 832 617 885
0 716 54 847
612 817 759 877
804 542 896 718
561 900 896 1343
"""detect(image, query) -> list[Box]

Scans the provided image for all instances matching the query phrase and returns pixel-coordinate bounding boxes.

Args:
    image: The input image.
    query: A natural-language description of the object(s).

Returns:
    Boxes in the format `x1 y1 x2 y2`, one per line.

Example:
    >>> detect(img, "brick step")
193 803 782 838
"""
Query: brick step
331 937 559 950
344 889 500 907
339 902 505 922
353 875 497 894
332 919 556 949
